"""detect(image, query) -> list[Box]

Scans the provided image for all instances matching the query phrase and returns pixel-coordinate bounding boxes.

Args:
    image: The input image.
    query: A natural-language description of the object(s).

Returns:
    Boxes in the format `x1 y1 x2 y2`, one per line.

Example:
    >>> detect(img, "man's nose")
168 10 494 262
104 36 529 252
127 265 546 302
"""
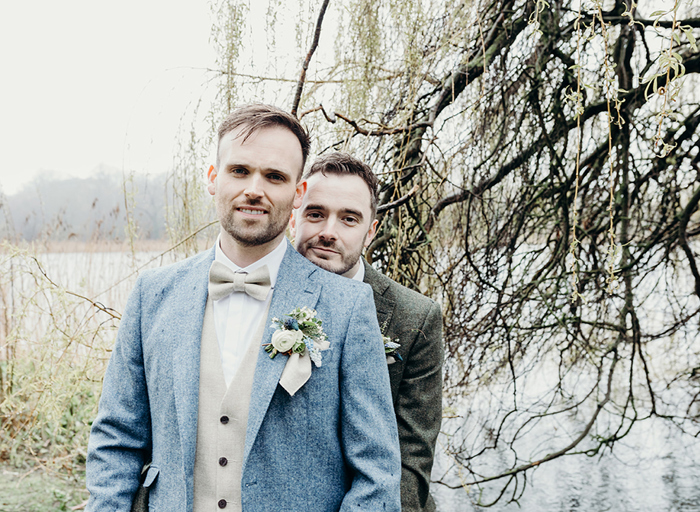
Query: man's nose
318 218 339 242
244 174 264 199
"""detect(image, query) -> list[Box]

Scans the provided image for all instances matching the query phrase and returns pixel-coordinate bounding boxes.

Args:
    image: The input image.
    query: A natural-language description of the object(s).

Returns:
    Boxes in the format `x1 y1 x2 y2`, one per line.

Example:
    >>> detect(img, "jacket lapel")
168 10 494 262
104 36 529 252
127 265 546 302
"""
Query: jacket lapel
171 248 214 474
363 259 395 331
244 242 322 465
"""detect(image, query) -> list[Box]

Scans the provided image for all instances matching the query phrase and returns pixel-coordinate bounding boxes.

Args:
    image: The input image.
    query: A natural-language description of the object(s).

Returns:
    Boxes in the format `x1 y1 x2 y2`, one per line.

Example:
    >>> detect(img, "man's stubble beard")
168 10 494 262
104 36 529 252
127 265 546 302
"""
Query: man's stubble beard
298 237 365 276
218 199 291 248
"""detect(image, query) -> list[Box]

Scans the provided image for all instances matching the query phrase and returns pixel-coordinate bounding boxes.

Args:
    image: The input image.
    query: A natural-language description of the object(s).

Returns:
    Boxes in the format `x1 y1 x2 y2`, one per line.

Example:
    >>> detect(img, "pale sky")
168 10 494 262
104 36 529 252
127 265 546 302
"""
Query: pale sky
0 0 218 195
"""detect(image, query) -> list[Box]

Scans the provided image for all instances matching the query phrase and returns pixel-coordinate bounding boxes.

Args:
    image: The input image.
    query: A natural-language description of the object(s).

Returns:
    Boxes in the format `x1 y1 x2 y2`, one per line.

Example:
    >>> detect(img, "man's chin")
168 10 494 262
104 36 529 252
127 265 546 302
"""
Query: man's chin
225 224 282 248
306 255 337 273
305 254 356 276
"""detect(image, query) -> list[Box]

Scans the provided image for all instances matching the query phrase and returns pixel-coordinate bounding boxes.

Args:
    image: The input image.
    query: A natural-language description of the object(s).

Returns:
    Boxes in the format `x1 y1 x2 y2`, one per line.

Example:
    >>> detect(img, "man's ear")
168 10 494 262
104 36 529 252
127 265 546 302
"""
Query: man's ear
363 218 379 248
207 165 217 196
293 180 307 209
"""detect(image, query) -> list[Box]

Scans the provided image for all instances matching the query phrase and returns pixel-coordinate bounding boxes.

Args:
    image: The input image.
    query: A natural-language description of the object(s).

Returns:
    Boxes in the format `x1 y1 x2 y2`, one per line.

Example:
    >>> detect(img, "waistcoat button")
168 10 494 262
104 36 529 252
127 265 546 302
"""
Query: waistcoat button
219 457 228 466
218 499 227 508
220 415 229 424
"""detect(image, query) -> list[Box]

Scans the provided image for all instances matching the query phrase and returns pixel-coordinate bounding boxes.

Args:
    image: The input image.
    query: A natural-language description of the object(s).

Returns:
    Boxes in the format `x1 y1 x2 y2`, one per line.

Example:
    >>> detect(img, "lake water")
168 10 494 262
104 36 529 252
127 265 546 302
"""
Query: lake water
432 416 700 511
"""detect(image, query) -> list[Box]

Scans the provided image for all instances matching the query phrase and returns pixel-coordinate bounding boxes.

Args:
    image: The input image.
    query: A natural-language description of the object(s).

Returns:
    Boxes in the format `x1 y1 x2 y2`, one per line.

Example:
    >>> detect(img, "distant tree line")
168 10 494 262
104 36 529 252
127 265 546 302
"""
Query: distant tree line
0 166 168 242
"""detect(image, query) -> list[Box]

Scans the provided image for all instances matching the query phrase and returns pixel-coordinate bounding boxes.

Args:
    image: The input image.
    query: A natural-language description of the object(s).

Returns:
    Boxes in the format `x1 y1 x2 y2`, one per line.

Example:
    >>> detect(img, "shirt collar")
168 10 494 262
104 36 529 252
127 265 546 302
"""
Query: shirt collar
214 235 288 289
351 260 365 282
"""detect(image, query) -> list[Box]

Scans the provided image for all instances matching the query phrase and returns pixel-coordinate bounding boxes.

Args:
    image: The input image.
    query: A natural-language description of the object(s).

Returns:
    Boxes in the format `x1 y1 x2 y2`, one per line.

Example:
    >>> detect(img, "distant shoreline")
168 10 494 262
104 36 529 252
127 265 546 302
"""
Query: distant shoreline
1 238 213 254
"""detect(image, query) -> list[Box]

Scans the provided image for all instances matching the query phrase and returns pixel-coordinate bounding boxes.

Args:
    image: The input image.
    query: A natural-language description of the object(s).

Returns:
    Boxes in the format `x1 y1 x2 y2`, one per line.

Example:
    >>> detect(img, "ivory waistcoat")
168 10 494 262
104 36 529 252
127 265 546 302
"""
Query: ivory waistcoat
192 298 267 512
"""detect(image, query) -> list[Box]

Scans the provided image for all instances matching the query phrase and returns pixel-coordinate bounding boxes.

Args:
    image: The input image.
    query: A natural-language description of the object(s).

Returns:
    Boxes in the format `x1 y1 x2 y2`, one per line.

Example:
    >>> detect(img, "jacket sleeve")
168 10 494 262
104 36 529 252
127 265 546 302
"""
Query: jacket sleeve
86 276 151 512
339 285 402 512
397 300 443 512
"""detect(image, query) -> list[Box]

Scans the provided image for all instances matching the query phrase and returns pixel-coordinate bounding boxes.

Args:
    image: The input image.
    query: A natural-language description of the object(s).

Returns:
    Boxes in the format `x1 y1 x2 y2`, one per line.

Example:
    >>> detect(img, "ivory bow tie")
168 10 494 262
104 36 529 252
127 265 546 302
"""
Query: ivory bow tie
208 261 271 301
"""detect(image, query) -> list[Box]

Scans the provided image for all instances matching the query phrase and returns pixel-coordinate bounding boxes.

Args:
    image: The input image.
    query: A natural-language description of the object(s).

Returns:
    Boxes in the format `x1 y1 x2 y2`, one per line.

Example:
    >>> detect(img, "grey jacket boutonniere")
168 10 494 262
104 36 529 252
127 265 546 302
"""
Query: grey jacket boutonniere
381 321 402 365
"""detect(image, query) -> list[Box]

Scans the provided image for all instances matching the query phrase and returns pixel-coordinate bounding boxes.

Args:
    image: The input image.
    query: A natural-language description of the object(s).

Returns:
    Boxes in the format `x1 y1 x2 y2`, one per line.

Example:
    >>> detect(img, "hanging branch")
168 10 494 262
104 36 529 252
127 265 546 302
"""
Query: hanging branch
291 0 332 117
377 184 420 214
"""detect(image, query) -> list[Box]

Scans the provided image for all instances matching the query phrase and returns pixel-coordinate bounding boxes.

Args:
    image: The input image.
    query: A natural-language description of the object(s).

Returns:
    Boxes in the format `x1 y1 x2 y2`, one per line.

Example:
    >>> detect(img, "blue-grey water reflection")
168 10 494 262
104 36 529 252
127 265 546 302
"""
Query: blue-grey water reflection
433 419 700 511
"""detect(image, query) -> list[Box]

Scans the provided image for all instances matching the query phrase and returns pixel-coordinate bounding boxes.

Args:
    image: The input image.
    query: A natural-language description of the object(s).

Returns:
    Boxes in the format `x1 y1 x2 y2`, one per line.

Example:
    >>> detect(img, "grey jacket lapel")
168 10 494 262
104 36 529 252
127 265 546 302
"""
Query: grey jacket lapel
363 259 395 331
171 248 214 474
244 243 322 466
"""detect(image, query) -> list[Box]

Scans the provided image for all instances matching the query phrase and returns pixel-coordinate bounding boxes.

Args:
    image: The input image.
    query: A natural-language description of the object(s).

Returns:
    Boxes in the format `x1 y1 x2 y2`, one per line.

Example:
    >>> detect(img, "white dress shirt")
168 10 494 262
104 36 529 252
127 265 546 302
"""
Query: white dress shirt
213 237 287 387
351 261 365 282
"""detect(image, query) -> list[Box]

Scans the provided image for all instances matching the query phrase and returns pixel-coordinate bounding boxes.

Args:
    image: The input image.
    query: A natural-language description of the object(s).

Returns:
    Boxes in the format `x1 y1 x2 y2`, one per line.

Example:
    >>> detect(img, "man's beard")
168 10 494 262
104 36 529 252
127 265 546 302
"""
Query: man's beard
298 238 364 276
218 200 290 247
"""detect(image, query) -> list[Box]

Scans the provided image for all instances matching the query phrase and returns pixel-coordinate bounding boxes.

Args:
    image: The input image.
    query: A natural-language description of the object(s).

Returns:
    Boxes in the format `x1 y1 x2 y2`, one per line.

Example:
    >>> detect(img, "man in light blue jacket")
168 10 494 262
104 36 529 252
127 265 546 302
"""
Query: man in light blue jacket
86 104 401 512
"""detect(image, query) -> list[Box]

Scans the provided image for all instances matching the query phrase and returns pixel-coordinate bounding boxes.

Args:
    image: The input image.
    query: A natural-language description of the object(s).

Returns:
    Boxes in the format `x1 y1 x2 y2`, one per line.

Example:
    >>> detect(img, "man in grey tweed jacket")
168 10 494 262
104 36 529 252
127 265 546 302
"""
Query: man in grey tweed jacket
292 152 444 512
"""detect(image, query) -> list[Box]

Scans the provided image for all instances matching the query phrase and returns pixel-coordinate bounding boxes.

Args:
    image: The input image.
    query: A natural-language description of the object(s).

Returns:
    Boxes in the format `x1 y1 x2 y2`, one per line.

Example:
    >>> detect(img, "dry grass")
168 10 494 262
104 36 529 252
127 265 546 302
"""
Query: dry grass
0 238 213 471
0 463 88 511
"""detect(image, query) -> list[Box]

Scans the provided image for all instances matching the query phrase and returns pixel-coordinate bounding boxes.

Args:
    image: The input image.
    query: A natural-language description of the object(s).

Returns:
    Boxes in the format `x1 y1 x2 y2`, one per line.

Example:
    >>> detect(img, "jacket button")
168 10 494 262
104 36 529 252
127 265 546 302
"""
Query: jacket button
219 457 228 467
218 499 227 508
220 415 229 424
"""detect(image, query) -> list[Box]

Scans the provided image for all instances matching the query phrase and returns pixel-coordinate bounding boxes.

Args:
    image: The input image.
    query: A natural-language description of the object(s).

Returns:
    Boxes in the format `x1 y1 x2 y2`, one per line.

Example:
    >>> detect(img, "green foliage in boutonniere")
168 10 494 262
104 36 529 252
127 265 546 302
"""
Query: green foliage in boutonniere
265 307 329 367
383 335 402 364
381 321 402 364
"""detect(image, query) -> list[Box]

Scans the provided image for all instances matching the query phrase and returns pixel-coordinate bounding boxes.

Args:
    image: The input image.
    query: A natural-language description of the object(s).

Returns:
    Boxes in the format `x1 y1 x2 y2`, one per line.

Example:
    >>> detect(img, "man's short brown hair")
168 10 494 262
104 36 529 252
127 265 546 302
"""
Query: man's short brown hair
217 104 311 178
304 152 379 218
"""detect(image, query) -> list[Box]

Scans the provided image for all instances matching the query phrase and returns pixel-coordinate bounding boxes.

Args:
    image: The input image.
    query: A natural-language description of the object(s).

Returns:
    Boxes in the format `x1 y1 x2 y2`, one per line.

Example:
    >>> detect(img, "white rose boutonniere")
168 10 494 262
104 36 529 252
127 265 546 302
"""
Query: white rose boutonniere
264 307 330 367
271 329 304 353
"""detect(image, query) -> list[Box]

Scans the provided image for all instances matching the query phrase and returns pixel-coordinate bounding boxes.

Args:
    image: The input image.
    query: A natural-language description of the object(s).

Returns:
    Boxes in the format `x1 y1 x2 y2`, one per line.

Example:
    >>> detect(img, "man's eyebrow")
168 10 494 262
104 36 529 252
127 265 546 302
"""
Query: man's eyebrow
264 167 293 177
223 162 250 172
303 204 326 212
224 162 293 177
340 208 364 220
302 204 364 220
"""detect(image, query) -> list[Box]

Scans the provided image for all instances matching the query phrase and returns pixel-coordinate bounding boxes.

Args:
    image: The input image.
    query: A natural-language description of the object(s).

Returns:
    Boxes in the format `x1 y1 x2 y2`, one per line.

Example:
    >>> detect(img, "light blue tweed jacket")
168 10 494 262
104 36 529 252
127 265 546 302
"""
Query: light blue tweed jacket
86 241 401 511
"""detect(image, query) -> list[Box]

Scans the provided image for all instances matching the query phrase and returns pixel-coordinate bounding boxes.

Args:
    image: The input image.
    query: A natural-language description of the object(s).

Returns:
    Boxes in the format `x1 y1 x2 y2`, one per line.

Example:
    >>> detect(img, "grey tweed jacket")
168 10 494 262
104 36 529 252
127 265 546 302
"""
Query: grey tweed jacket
363 260 444 512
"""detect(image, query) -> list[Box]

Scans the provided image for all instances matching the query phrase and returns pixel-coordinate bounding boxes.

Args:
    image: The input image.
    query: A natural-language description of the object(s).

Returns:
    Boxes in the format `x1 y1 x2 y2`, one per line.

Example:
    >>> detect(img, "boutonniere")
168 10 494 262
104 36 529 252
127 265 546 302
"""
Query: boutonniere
383 335 402 364
265 307 331 396
381 320 402 365
266 306 329 366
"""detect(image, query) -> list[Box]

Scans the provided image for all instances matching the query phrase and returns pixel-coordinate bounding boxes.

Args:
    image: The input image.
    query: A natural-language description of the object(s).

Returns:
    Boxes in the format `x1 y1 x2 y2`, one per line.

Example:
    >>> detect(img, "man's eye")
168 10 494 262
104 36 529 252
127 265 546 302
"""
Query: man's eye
344 217 359 224
230 167 247 175
268 173 285 182
306 212 323 219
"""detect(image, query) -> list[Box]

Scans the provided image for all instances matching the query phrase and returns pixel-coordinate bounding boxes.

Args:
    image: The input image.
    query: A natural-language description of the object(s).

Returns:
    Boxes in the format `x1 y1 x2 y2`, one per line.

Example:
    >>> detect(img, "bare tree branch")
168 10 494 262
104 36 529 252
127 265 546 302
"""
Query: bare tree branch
291 0 331 117
377 184 419 214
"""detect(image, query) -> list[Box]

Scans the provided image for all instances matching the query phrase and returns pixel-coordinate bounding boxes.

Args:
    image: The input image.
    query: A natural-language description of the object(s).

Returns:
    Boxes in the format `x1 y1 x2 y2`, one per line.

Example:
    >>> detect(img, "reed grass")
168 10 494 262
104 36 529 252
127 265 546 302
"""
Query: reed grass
0 237 213 472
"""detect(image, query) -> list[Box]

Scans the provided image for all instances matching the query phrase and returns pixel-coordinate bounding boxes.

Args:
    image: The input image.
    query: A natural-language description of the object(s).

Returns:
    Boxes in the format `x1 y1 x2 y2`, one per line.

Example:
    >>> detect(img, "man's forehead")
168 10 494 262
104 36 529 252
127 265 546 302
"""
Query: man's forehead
307 172 369 193
304 173 372 211
220 123 293 146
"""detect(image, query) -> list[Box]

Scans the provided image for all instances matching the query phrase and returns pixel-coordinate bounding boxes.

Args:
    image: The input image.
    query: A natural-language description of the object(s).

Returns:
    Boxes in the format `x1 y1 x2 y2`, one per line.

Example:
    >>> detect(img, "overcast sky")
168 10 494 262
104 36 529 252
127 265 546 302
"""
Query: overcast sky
0 0 218 195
